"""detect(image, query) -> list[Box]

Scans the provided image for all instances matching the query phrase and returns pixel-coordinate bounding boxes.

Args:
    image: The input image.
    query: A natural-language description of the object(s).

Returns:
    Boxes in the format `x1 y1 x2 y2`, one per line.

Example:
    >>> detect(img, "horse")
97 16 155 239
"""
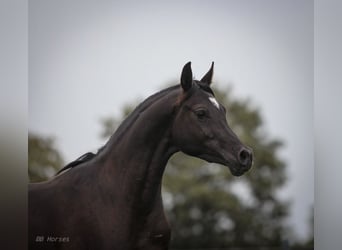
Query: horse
28 62 253 250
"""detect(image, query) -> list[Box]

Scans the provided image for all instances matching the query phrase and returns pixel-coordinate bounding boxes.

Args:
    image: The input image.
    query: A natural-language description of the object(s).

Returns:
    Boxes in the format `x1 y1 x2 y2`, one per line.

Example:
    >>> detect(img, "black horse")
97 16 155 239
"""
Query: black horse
29 62 253 250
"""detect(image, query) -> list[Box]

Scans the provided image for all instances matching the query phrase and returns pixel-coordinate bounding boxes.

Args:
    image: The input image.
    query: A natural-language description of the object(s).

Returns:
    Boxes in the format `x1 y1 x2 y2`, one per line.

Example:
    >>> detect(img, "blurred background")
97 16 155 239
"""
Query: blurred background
29 0 313 249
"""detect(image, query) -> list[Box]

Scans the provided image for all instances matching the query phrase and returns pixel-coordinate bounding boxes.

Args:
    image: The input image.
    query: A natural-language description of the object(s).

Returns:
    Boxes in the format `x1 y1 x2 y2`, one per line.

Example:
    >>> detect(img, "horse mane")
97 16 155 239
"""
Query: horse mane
55 85 181 175
55 82 214 176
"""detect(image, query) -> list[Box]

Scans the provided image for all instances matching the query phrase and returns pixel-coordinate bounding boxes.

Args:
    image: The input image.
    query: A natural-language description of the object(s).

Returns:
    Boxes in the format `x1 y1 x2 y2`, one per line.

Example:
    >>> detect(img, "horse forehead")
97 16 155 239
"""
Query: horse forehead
208 96 220 109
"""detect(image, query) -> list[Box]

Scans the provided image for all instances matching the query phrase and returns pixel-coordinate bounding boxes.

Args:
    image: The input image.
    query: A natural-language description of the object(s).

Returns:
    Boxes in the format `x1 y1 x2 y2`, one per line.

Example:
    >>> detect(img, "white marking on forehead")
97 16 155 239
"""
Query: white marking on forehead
209 96 220 109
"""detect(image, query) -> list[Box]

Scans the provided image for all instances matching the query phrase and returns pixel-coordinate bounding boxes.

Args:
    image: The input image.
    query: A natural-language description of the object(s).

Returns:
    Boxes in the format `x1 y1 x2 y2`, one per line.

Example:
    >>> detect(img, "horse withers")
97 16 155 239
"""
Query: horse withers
29 62 253 250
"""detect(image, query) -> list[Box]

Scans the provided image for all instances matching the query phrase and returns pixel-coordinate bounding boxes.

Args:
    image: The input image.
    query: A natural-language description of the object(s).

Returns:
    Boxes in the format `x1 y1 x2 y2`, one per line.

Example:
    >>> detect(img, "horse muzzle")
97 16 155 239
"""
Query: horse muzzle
228 147 253 176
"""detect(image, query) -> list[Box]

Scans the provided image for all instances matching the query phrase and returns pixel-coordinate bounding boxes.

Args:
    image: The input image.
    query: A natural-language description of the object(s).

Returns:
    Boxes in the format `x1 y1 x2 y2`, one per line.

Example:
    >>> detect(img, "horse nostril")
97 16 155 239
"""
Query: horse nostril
238 148 252 166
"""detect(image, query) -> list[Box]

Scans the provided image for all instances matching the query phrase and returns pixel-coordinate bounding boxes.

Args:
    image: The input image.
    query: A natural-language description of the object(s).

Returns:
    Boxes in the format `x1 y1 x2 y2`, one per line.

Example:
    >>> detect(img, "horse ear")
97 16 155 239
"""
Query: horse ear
181 62 193 91
200 62 214 85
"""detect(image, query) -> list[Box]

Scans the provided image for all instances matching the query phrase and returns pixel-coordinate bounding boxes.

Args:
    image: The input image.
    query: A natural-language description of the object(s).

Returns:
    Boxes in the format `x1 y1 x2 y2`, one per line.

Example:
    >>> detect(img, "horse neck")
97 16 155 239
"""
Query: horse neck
100 90 179 207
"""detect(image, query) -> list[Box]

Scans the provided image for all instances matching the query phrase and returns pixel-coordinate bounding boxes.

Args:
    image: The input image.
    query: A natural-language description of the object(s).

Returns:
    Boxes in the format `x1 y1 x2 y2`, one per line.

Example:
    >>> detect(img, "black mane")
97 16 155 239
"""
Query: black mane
56 85 180 175
56 82 214 175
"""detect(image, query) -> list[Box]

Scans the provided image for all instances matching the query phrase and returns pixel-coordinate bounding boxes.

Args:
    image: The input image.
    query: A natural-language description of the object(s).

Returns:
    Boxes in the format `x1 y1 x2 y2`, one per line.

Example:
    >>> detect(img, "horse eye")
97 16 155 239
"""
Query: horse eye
194 109 207 119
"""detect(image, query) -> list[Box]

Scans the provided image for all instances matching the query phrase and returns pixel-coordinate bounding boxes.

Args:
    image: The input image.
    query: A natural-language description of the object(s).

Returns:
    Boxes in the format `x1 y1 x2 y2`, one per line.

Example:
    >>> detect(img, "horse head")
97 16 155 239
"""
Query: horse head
171 62 253 176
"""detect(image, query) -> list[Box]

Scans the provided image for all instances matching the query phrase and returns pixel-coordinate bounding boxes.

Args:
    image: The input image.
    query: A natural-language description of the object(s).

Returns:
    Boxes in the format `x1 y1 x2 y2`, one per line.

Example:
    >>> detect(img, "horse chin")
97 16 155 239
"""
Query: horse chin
228 163 252 177
197 154 241 175
229 168 246 177
194 153 249 177
208 157 249 177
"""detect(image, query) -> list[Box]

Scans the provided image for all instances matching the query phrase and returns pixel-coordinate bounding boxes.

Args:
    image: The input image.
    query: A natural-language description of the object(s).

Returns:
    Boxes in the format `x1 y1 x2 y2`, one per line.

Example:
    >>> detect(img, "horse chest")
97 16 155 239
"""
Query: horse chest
131 198 171 250
136 214 171 250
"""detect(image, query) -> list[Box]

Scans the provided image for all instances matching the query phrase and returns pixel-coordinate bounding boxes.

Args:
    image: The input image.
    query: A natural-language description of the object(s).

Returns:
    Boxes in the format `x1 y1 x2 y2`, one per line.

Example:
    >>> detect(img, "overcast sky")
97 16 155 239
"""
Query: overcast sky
29 0 313 241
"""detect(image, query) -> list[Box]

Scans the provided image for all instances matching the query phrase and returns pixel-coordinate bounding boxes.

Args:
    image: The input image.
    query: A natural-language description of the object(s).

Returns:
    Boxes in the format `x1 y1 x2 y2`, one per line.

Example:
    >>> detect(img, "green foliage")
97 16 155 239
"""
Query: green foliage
101 85 292 249
165 86 289 249
28 133 64 182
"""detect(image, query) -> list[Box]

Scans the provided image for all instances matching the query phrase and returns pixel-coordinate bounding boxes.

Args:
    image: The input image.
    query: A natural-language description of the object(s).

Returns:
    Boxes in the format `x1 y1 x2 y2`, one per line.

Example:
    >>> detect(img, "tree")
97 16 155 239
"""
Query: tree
101 84 292 249
28 133 64 182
